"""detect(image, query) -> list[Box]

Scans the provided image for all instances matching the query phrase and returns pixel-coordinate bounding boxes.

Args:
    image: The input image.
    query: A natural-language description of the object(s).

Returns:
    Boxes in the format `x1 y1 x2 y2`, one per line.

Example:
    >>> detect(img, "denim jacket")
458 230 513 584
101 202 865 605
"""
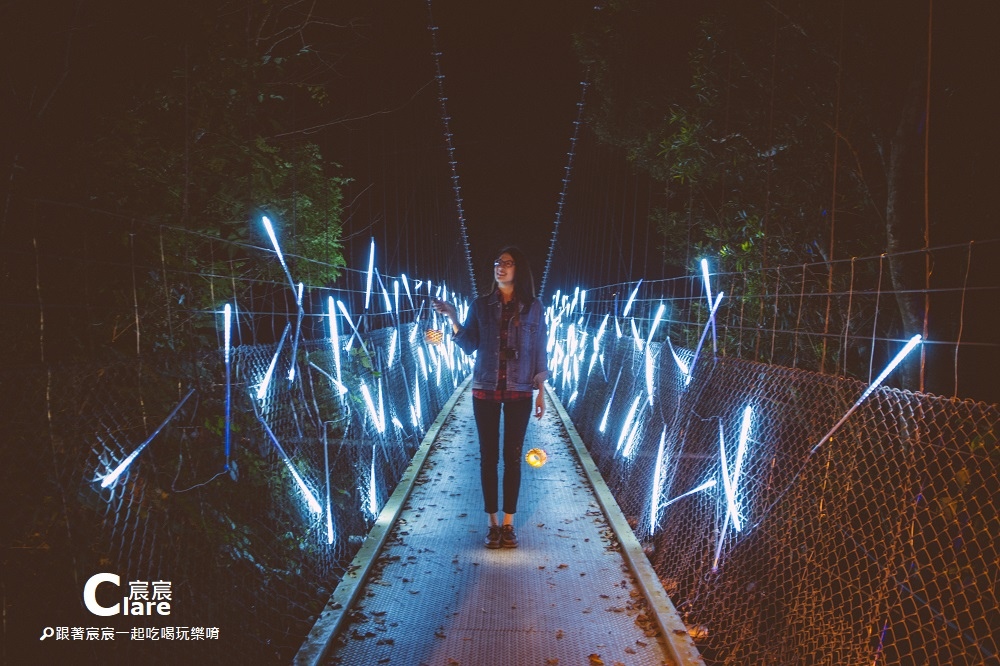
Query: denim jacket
453 292 549 392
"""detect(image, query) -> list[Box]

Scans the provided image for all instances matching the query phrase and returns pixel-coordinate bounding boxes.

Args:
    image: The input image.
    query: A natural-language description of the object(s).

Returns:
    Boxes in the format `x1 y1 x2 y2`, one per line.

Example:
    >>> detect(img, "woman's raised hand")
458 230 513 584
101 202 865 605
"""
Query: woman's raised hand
432 298 457 322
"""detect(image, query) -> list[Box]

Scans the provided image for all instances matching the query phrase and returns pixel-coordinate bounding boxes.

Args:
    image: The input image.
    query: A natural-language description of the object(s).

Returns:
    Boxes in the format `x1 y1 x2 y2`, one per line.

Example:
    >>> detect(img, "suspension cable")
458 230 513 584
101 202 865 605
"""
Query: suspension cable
539 75 590 299
425 0 476 296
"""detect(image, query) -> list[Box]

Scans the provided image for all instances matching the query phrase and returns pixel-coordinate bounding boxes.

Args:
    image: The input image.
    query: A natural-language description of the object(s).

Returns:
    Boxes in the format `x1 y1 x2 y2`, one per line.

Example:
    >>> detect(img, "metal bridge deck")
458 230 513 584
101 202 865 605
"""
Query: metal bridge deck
296 381 701 666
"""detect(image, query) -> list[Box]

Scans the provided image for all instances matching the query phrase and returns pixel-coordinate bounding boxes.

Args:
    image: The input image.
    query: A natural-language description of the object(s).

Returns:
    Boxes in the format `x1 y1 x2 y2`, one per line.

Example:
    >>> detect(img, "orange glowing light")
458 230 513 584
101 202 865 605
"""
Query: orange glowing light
424 329 444 345
525 448 547 468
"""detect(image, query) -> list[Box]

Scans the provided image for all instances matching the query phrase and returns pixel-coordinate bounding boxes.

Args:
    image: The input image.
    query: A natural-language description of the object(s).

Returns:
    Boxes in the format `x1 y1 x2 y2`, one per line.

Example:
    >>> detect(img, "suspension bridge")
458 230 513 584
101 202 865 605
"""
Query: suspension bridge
4 2 999 666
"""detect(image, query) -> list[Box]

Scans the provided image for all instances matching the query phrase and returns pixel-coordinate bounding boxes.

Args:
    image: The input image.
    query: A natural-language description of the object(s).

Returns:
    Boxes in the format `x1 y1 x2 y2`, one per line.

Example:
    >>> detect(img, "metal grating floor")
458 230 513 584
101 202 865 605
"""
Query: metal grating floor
317 388 677 666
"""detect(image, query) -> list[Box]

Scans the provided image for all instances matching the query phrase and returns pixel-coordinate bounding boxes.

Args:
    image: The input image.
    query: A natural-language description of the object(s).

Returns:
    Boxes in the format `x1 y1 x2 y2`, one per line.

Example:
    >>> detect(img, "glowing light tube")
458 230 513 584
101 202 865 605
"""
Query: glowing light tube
328 297 342 386
580 289 586 313
336 300 369 358
588 314 610 374
365 237 375 310
701 259 713 309
262 216 296 290
622 405 643 459
685 292 724 386
714 405 754 571
100 388 195 488
701 258 718 355
622 279 643 317
645 345 655 405
662 479 716 508
394 280 400 317
223 304 232 469
616 395 643 455
646 302 666 346
417 347 429 380
719 406 753 532
257 416 322 515
401 273 414 310
324 434 335 545
361 382 385 432
810 334 922 456
630 318 644 351
288 282 304 382
308 362 348 396
387 329 398 369
413 366 422 424
368 449 379 517
667 338 689 380
379 274 392 313
649 427 668 534
599 368 623 433
257 323 291 400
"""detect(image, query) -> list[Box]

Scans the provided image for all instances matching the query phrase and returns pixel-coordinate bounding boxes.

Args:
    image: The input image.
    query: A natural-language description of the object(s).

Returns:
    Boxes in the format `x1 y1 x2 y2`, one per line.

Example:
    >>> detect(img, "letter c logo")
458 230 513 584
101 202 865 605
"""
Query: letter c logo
83 573 120 616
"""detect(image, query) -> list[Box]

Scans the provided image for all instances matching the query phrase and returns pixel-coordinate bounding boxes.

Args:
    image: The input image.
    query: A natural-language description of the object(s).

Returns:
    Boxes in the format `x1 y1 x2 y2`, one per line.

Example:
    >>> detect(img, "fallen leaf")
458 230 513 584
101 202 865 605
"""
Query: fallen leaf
588 655 604 665
555 629 564 639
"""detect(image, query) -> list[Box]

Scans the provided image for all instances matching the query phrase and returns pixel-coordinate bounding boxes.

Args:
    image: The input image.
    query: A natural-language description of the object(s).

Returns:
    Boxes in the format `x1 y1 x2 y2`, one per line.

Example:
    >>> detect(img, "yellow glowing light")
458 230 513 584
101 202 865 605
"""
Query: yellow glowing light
525 448 548 468
425 329 444 345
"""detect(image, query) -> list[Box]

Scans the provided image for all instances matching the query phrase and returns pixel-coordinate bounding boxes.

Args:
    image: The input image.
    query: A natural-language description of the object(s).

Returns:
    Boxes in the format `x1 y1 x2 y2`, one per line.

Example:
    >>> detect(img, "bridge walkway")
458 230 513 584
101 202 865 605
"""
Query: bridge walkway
296 380 702 666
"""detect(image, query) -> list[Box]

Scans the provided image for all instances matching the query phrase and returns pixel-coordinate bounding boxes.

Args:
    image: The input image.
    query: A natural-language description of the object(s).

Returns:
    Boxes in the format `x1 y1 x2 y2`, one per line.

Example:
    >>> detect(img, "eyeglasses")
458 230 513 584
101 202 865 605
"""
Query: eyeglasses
494 260 515 269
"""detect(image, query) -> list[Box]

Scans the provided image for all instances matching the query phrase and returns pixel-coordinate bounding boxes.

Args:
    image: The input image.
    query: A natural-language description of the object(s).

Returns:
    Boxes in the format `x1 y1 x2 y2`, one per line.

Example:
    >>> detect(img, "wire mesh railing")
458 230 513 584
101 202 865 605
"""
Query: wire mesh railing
2 203 470 663
545 248 999 665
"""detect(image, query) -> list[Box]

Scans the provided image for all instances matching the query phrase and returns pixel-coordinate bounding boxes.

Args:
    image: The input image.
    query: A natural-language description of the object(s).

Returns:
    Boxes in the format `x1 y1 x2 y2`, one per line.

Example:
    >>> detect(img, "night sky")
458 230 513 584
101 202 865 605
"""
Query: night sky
320 0 606 293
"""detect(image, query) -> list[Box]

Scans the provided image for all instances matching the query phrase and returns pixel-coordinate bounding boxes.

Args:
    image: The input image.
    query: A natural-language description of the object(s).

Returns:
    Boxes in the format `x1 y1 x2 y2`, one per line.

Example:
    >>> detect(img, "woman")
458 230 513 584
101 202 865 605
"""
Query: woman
433 247 548 549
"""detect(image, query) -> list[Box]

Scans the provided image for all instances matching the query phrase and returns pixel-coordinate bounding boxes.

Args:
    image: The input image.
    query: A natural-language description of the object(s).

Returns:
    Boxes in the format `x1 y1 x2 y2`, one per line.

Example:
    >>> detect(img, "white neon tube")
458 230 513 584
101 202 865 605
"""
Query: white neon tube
258 417 322 515
685 292 724 386
649 427 668 533
810 334 922 455
100 389 195 488
365 237 375 310
616 395 643 455
257 323 291 400
262 216 296 290
622 279 642 317
223 304 232 468
328 297 342 386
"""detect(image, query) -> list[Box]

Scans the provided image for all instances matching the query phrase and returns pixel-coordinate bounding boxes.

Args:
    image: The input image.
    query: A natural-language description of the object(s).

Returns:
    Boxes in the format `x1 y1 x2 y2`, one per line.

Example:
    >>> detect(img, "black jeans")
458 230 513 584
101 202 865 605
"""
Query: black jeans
472 397 533 515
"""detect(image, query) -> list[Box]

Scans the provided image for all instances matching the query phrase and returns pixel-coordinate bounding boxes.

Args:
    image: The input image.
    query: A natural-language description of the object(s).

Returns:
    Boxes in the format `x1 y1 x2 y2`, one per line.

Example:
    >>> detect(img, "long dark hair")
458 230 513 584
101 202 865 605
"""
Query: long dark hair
492 245 536 309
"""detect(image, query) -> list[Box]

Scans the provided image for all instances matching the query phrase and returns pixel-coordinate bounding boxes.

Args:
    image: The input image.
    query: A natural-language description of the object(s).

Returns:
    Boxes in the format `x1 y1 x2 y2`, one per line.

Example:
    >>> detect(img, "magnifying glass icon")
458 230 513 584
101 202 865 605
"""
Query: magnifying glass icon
39 627 55 641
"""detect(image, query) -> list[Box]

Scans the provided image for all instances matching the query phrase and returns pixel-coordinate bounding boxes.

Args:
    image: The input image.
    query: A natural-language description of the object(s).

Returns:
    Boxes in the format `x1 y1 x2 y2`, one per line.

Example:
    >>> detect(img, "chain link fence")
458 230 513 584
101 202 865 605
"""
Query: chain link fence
2 204 469 663
547 251 999 665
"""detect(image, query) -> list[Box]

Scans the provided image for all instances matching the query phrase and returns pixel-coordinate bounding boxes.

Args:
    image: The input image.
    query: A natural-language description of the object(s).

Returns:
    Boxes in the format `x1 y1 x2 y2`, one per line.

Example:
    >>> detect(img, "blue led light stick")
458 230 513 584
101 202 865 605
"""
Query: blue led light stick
262 216 296 292
809 334 922 456
365 237 375 310
701 259 718 355
287 282 304 383
599 367 624 433
257 323 291 400
622 279 643 317
324 431 335 545
257 415 322 515
649 427 668 533
685 292 724 386
100 388 196 488
713 406 754 571
223 304 232 471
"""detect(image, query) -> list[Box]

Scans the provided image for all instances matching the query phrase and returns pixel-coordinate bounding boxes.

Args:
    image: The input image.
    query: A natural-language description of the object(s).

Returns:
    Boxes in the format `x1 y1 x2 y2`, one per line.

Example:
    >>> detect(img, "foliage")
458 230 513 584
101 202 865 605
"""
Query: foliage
576 0 920 277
